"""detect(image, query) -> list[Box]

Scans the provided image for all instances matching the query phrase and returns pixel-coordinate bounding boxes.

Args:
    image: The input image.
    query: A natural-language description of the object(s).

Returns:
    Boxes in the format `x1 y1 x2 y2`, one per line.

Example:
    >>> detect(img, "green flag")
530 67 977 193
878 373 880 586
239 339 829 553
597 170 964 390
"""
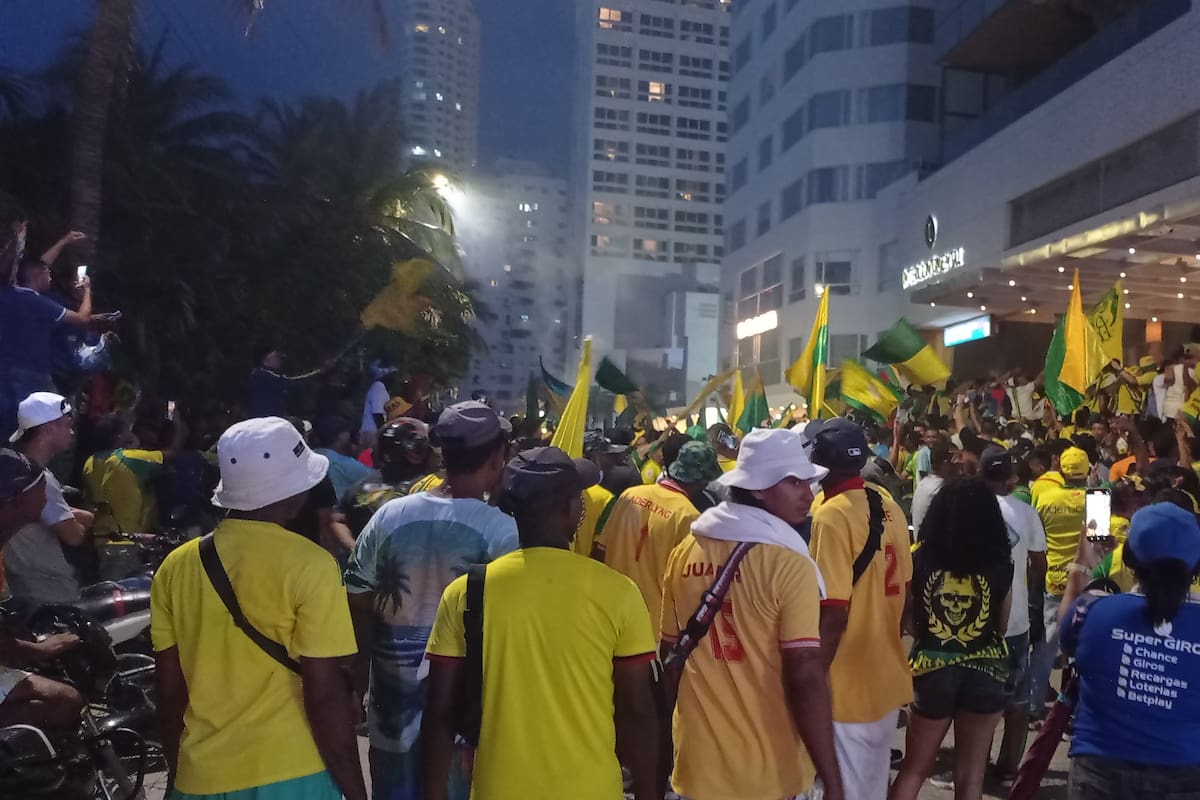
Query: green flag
864 319 950 387
737 371 770 432
1043 316 1084 415
595 356 640 395
840 359 900 424
540 357 574 397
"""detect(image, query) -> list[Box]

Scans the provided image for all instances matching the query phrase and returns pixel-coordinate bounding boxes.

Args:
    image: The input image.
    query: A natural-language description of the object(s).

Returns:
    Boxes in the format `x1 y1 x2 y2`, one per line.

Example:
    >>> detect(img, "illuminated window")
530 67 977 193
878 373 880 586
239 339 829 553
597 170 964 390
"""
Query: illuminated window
435 92 444 102
598 8 631 31
437 25 446 34
414 23 429 32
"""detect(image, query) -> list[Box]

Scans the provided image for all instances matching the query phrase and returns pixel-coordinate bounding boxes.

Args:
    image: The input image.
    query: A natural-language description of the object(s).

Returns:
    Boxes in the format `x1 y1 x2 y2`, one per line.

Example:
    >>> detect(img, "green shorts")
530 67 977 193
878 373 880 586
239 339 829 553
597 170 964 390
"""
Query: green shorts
172 771 340 800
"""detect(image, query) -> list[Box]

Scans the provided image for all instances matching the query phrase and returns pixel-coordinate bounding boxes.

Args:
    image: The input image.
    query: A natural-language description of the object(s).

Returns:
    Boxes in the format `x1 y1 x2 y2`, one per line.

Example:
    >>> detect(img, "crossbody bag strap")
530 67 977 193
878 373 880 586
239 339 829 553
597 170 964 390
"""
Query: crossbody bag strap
663 541 756 671
198 534 300 674
851 487 886 586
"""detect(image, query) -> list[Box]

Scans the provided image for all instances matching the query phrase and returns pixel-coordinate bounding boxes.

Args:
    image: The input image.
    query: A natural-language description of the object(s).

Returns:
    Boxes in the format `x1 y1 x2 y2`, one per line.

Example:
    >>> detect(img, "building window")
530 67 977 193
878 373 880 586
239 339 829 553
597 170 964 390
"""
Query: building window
730 158 749 192
676 147 713 172
729 219 747 253
592 170 630 194
592 201 622 226
639 14 675 37
907 85 938 122
633 238 670 261
759 70 776 107
877 240 902 292
635 175 671 198
595 75 632 100
732 97 751 133
636 112 672 136
857 84 939 123
815 251 858 295
675 179 711 202
855 160 910 200
634 206 670 230
862 6 935 46
674 210 710 234
782 107 805 149
810 14 854 56
679 56 715 79
681 20 716 43
676 116 712 140
808 90 851 131
829 334 869 365
593 107 630 131
732 35 752 74
638 49 674 73
597 43 633 67
598 7 632 32
788 257 806 302
593 138 630 163
673 241 711 263
807 166 850 204
758 135 774 171
761 2 779 41
638 80 671 103
635 143 671 167
756 201 772 237
781 177 804 219
677 85 713 109
783 35 807 81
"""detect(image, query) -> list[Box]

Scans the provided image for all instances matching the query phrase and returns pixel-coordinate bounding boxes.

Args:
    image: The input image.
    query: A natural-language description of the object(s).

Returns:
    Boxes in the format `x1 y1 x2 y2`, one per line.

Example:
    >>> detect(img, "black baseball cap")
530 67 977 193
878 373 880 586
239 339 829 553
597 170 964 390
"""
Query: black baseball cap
433 401 513 448
0 449 43 503
806 418 869 474
980 446 1014 481
501 447 600 504
583 430 629 456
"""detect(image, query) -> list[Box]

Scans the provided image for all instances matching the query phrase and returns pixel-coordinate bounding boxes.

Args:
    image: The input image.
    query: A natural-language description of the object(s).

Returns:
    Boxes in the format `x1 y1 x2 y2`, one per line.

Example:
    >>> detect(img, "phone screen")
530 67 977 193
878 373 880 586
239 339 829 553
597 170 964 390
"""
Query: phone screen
76 264 88 279
1086 490 1112 540
166 400 176 421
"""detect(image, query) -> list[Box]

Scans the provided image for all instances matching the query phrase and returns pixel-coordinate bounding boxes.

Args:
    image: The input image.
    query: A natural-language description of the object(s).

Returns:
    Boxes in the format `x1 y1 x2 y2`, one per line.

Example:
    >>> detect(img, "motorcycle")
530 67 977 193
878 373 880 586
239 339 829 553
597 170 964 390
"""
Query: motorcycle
0 605 157 799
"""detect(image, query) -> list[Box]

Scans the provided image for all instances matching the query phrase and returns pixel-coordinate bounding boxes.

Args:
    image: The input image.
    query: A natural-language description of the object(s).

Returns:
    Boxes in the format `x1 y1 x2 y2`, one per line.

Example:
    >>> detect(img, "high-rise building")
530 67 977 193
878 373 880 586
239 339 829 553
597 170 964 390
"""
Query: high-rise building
455 160 577 413
721 0 941 404
570 0 732 403
397 0 480 170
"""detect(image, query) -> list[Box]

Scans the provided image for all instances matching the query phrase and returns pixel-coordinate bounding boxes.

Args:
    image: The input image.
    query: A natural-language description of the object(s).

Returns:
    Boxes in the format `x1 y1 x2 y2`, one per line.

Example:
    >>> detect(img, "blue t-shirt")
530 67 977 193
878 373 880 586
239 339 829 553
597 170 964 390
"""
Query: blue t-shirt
0 286 67 372
343 492 518 752
1062 592 1200 766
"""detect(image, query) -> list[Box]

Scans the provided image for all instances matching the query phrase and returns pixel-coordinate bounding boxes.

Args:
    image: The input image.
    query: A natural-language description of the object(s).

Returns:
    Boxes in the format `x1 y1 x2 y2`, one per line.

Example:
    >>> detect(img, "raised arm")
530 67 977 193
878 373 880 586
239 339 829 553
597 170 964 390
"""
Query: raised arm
39 231 86 268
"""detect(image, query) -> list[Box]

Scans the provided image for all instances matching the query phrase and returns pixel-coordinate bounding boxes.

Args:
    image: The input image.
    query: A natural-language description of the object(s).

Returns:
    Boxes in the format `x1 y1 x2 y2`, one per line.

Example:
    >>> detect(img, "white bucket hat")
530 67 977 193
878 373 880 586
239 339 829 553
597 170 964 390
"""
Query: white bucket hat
10 392 72 443
718 428 828 491
212 417 329 511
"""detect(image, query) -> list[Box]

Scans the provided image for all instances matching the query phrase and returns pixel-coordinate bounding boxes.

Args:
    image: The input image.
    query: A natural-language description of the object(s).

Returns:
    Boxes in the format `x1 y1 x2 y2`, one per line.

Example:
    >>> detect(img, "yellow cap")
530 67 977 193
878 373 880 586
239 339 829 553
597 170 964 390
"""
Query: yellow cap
1060 447 1091 478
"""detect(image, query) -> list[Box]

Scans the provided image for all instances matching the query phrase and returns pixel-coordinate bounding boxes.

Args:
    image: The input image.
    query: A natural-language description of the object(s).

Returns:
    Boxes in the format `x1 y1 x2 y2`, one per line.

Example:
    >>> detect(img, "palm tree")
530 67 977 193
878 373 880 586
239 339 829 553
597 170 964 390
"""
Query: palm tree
68 0 392 261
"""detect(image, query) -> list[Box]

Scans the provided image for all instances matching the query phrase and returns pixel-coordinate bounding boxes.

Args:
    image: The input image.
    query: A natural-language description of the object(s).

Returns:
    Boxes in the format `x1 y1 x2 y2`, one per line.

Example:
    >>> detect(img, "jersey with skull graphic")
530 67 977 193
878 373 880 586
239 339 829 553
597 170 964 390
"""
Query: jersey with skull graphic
909 558 1014 680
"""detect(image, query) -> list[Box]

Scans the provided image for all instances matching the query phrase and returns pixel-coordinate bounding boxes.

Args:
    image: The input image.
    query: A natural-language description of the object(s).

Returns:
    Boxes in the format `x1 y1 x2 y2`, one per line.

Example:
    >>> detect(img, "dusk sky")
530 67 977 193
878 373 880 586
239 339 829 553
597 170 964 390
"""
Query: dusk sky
1 0 576 171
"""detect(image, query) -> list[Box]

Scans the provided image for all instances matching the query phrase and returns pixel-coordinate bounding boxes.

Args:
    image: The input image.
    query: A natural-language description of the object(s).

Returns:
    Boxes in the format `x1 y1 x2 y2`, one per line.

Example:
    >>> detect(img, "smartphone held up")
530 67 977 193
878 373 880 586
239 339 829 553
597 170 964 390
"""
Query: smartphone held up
1085 489 1112 541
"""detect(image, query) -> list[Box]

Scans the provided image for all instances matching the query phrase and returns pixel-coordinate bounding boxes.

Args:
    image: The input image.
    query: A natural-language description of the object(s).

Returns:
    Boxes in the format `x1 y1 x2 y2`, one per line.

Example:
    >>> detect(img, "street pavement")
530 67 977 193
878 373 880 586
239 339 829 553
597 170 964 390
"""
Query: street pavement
145 730 1072 799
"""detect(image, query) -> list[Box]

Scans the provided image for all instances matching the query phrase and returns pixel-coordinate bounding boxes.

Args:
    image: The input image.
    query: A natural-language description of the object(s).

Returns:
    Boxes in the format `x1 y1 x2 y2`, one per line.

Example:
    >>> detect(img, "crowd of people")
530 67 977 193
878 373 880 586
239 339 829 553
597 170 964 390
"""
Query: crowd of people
2 223 1200 800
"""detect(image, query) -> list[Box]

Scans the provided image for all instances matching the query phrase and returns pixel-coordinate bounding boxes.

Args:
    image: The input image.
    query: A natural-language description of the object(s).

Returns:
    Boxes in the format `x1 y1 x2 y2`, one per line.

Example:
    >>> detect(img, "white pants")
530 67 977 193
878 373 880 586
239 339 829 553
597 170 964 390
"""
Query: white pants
832 709 900 800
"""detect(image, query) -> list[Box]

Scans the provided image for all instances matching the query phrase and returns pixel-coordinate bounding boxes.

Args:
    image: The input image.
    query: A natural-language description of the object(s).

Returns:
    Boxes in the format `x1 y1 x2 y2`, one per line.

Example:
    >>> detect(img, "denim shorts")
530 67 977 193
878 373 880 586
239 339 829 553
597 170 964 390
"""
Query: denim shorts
912 664 1008 719
1068 755 1200 800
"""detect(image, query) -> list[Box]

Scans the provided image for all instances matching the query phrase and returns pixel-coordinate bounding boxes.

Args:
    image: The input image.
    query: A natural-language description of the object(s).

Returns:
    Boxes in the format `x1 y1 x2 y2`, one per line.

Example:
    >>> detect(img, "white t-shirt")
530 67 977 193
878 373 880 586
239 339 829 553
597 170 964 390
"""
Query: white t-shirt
997 493 1047 638
2 470 80 605
1162 364 1186 421
361 380 390 434
910 474 944 537
1006 381 1041 421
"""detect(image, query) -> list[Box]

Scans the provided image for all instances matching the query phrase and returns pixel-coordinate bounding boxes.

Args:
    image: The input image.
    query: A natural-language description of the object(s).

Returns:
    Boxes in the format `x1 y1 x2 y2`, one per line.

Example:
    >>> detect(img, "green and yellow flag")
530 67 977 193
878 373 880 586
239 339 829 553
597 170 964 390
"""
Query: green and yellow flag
1088 280 1124 364
550 337 593 457
728 369 746 433
737 370 770 432
786 289 830 417
1044 270 1107 415
840 359 902 424
863 319 949 387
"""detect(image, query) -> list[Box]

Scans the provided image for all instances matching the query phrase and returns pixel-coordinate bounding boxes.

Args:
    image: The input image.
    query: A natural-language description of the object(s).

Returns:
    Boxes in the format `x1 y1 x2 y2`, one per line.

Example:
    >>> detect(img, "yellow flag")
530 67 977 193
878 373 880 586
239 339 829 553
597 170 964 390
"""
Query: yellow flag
613 394 628 415
1087 280 1124 364
1062 270 1108 394
785 289 830 417
359 259 435 332
550 337 593 458
728 370 745 433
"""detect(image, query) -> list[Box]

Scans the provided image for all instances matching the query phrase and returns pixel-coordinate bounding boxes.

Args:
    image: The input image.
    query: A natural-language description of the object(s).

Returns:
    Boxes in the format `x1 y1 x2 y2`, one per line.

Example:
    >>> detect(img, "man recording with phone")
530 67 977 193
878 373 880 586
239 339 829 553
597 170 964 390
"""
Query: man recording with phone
0 253 110 441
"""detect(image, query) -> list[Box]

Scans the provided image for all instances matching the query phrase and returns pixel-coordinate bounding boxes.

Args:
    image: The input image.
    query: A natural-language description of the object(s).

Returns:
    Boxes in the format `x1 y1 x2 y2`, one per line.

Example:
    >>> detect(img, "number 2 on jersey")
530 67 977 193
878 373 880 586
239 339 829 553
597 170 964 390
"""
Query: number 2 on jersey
708 600 745 662
883 544 901 597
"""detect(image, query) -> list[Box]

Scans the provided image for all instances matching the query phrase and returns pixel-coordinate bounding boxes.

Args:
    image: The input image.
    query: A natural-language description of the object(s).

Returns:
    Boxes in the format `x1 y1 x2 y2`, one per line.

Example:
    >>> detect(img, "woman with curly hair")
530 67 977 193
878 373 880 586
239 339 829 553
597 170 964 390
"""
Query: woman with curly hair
890 479 1014 800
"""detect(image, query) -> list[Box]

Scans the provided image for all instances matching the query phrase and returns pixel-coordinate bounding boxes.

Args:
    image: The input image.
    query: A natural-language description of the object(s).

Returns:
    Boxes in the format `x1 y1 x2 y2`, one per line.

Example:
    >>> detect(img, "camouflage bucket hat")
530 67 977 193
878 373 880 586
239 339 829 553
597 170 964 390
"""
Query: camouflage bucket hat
668 441 722 484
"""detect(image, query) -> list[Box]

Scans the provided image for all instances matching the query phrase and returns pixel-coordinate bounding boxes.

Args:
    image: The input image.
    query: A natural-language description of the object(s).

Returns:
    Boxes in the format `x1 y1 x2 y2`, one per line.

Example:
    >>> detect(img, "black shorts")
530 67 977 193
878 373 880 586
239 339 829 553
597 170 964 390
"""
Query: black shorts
912 664 1008 719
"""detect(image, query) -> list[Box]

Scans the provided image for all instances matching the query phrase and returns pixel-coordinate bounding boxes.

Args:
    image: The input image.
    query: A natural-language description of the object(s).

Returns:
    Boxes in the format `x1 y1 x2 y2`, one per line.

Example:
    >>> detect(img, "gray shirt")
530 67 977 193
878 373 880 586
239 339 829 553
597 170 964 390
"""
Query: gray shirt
910 474 945 538
3 470 80 605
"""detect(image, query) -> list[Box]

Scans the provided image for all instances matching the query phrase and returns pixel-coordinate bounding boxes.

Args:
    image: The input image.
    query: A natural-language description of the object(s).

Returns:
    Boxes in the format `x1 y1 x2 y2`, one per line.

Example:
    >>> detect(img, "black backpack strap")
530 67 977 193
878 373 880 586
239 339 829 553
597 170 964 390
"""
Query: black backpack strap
198 534 300 674
663 541 756 671
851 488 886 586
455 564 487 746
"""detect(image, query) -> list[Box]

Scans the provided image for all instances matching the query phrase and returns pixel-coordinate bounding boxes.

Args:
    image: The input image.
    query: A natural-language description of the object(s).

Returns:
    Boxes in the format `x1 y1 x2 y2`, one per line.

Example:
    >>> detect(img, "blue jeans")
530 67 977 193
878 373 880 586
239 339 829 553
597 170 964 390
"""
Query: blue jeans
1024 593 1061 716
0 367 54 442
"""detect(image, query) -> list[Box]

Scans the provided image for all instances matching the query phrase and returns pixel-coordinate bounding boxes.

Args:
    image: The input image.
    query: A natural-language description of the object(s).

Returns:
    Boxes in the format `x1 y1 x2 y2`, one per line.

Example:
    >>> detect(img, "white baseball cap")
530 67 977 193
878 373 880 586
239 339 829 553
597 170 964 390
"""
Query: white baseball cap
718 428 828 491
212 417 329 511
10 392 72 443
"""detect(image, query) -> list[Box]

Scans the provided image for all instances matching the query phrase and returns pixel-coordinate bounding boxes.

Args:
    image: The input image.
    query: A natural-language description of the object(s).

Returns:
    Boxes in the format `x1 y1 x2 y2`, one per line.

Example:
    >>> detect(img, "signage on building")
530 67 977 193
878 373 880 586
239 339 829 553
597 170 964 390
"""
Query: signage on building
902 247 965 290
924 215 938 249
943 314 992 347
736 310 778 340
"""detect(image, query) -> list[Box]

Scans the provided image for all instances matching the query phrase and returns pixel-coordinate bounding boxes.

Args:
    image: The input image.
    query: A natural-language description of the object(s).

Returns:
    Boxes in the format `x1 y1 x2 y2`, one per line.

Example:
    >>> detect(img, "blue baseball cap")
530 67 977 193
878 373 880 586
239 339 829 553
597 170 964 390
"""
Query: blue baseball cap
1128 503 1200 569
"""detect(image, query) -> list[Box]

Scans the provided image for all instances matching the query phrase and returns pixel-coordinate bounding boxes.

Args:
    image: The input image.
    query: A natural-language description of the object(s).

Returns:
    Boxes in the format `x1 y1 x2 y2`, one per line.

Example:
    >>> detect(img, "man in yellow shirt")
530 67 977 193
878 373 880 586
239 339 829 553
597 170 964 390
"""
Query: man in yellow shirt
422 447 659 800
806 418 913 799
151 418 365 800
661 428 844 800
598 441 721 626
1025 445 1090 723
